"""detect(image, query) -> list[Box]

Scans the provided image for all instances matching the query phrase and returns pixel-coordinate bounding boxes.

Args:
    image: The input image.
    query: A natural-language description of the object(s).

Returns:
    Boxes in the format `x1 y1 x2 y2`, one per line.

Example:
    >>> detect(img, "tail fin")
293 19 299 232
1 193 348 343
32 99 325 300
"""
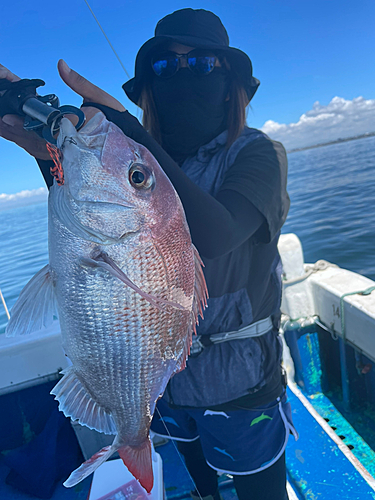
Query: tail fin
63 444 115 488
118 438 153 493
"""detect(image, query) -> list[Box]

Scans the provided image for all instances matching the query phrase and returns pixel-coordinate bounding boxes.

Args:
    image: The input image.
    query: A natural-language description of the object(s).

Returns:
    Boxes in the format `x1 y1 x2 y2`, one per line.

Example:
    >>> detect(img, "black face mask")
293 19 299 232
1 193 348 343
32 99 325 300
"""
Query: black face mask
151 67 230 162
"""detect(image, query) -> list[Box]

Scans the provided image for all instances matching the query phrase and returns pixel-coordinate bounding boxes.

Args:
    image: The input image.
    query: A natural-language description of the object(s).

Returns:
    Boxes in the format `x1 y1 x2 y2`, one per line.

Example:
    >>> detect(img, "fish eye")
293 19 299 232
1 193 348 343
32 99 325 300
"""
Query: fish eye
129 163 154 190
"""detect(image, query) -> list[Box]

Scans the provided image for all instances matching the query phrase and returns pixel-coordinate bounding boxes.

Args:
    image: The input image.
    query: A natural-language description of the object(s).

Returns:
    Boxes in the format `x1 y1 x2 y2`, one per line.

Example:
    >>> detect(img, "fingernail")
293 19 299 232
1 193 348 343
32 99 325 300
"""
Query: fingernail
2 115 16 126
60 60 71 73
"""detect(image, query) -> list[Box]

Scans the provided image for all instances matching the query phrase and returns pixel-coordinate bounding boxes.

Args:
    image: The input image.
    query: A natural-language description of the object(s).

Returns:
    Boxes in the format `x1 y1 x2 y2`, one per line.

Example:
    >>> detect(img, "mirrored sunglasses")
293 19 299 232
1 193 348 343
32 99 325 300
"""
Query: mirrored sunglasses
151 50 220 78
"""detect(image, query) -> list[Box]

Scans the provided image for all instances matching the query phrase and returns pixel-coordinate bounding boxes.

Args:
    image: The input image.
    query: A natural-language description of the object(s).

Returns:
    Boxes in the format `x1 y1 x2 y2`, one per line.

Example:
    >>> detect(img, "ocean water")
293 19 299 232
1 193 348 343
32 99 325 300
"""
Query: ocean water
283 135 375 280
0 135 374 334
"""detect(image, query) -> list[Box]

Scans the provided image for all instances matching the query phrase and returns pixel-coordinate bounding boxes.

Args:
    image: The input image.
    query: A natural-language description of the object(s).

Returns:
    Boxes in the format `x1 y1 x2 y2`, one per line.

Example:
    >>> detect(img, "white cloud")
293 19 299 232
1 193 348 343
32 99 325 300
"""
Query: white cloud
261 96 375 150
0 187 48 211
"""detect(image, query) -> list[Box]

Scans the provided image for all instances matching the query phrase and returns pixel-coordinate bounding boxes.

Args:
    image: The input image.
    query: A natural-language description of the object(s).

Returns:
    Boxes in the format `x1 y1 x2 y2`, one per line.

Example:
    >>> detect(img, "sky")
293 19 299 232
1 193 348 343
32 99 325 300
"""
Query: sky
0 0 374 198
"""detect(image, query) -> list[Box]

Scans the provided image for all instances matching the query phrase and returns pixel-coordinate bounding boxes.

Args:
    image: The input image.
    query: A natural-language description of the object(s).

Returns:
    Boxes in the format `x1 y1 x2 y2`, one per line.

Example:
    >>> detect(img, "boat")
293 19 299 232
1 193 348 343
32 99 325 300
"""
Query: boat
0 232 374 499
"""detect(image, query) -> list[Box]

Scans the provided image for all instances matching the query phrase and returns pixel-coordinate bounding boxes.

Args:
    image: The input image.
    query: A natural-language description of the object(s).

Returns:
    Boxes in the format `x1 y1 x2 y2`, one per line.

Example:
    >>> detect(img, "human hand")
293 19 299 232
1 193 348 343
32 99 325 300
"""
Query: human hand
0 63 51 160
0 64 20 84
57 59 126 118
0 60 127 160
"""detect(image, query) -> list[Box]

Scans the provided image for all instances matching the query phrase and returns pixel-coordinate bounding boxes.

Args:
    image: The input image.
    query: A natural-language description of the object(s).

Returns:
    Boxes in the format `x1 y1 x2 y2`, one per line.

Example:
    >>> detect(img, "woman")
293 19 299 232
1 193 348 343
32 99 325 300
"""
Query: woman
0 8 296 500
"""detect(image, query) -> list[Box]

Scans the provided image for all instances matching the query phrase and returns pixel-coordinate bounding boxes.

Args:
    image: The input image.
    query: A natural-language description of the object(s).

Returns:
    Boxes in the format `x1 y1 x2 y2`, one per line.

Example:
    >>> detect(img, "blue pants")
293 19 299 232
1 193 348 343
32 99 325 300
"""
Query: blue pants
151 392 297 475
177 438 289 500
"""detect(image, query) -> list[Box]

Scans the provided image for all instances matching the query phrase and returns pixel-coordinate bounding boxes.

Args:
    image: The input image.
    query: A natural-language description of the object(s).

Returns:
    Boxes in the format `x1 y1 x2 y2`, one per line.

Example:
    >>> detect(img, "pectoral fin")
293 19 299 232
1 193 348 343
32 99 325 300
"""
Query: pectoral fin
80 252 186 312
5 265 58 337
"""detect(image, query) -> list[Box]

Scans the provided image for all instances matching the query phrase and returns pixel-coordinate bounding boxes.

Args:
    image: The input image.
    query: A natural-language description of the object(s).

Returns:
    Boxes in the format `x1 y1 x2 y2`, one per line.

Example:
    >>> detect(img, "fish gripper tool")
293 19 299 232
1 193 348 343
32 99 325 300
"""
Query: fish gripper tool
0 78 85 144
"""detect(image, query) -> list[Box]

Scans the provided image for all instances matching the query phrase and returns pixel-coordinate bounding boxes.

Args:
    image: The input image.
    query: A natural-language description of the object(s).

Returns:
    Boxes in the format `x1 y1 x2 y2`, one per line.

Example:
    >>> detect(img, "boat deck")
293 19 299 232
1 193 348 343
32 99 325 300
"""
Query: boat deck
1 382 374 500
1 324 375 500
286 385 375 499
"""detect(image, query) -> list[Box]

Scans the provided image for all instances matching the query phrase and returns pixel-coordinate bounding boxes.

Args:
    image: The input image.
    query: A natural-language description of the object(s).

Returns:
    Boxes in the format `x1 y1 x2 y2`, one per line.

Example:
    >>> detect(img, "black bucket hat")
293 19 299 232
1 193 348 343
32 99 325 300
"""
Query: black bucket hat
123 8 260 106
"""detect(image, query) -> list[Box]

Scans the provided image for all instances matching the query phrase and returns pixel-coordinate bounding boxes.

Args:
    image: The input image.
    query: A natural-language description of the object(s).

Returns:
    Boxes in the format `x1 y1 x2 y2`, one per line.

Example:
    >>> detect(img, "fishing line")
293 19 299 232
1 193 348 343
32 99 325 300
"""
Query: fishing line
155 406 204 500
83 0 131 78
0 287 10 320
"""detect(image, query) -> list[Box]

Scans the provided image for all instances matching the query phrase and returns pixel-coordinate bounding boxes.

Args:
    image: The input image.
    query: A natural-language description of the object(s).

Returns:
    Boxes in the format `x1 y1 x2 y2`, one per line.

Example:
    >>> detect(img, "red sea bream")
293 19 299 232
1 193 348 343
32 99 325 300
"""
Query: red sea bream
6 112 208 492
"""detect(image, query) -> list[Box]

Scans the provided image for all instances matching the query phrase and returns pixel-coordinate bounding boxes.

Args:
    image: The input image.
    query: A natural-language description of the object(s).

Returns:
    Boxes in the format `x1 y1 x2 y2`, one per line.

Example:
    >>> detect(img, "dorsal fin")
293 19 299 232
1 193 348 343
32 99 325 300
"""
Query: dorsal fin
191 245 209 331
174 245 208 375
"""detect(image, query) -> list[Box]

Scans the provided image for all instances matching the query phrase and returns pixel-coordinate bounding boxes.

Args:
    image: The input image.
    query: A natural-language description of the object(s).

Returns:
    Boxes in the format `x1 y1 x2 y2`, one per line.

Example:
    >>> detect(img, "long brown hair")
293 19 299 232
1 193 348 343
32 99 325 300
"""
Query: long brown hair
138 67 249 149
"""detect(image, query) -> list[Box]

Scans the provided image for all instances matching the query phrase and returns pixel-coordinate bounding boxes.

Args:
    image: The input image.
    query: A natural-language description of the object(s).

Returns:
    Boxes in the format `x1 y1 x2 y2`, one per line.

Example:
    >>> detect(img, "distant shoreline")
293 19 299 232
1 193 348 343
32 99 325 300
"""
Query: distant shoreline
287 131 375 154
